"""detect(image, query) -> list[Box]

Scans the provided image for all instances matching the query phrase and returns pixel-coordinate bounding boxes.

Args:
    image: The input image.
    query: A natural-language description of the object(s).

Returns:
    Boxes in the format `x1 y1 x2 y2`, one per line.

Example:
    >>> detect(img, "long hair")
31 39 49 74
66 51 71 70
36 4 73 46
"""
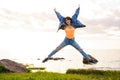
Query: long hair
59 17 72 30
64 16 72 24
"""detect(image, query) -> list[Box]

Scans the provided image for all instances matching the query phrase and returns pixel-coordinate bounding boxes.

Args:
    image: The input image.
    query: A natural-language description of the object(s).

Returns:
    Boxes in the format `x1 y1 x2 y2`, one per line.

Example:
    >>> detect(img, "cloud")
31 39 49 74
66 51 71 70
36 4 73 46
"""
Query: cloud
84 9 120 27
81 9 120 36
0 6 120 37
0 9 58 32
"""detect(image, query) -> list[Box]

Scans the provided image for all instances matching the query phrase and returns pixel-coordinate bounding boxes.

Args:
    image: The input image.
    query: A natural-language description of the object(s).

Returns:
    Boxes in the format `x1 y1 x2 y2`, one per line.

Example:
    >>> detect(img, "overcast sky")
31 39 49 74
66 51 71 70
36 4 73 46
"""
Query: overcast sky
0 0 120 59
0 0 119 33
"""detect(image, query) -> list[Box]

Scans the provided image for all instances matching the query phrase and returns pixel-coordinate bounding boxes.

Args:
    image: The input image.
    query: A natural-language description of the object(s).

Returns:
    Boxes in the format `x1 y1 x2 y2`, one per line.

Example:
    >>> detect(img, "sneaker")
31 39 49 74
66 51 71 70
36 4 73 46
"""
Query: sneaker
42 58 49 63
89 59 97 64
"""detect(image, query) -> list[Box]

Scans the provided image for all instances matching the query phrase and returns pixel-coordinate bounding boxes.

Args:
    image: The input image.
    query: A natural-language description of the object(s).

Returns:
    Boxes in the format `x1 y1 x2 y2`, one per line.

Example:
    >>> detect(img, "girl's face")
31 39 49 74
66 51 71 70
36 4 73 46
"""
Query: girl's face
65 19 71 25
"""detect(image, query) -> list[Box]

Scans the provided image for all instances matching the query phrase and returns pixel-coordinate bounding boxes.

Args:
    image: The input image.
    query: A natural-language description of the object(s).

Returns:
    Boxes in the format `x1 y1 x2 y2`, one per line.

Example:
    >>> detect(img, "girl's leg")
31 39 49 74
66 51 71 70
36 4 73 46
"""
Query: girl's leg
70 39 91 60
48 41 67 58
42 39 67 63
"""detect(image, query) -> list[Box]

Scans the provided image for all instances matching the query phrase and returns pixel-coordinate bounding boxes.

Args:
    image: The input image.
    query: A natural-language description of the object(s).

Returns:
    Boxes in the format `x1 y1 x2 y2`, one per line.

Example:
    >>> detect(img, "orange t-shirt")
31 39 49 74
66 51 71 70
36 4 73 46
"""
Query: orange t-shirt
65 26 75 39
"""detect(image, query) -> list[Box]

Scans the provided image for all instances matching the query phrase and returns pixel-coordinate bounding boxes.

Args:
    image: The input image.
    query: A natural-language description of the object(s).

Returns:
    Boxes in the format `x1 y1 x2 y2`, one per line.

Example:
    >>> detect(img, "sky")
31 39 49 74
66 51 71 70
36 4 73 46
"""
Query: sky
0 0 120 59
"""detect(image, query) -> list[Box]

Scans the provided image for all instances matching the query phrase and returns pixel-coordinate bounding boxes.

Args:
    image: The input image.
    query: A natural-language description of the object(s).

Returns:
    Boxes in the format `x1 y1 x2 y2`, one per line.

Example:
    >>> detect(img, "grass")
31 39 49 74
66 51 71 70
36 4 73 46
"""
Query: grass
66 69 120 80
0 65 11 73
0 69 120 80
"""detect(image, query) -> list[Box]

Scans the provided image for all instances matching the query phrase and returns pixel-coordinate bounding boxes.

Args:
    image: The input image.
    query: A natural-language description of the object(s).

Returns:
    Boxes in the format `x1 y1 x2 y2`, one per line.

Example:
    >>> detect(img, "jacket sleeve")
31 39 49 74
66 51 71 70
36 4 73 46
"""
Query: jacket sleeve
55 11 64 21
72 7 80 20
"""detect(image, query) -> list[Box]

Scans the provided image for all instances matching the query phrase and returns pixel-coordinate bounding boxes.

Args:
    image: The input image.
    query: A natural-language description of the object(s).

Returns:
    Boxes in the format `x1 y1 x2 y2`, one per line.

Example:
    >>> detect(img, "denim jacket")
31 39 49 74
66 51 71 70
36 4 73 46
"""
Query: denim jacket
55 7 86 31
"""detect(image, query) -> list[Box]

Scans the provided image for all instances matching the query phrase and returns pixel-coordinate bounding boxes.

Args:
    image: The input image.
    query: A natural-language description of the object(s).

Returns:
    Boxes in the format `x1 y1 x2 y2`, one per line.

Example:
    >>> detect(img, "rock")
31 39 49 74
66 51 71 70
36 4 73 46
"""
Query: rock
37 58 40 60
0 59 28 73
48 57 65 60
83 54 98 64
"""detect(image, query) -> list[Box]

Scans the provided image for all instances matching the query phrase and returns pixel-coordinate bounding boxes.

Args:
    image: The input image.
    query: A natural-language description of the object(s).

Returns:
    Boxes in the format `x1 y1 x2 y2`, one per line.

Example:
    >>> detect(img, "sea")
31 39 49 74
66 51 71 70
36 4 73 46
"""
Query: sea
0 49 119 73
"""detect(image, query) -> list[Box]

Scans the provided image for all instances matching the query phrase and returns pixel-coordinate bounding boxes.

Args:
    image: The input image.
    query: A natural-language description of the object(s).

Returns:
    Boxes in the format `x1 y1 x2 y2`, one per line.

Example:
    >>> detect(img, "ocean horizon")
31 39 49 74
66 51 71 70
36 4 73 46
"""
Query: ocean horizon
0 49 120 73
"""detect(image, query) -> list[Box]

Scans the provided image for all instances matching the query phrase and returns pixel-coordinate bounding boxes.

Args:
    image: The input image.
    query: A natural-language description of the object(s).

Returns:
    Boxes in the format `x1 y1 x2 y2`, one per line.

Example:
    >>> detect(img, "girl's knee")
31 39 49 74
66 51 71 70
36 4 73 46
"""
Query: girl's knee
79 48 83 52
56 46 62 51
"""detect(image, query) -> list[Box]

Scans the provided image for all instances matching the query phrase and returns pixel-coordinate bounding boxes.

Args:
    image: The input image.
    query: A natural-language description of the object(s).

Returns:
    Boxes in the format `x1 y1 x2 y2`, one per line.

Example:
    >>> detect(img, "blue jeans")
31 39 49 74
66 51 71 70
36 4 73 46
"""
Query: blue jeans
48 37 91 60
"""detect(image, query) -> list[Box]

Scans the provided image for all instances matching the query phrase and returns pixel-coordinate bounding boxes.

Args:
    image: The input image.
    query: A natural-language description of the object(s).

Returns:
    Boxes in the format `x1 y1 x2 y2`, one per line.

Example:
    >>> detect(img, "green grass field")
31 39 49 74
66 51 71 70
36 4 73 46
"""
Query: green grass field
0 69 120 80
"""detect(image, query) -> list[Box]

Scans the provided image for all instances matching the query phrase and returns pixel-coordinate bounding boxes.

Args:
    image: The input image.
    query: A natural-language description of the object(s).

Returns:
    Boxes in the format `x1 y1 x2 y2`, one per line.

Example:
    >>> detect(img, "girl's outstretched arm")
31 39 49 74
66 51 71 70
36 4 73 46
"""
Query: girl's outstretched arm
72 4 80 20
54 8 64 21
